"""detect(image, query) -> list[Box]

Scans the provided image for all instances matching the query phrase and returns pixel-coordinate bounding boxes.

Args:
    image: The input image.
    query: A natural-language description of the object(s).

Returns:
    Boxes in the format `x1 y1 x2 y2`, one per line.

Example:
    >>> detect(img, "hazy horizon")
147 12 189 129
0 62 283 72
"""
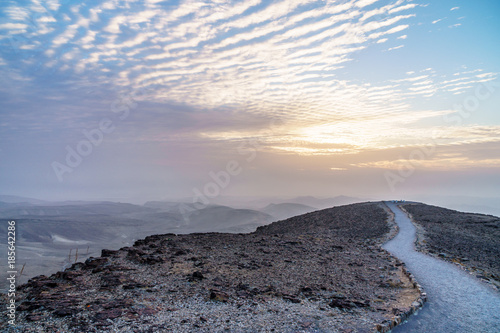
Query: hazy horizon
1 0 499 205
1 192 499 217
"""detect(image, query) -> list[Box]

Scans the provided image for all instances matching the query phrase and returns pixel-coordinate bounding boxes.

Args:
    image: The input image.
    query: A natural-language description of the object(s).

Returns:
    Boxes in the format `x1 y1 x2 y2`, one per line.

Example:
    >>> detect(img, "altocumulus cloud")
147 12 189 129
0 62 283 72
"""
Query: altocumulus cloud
0 0 499 200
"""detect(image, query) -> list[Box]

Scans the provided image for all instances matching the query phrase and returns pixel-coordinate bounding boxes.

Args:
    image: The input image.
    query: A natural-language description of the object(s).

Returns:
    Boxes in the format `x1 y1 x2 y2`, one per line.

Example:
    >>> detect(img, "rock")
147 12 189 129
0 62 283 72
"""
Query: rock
189 271 204 281
95 308 123 321
123 282 147 289
174 249 188 256
329 298 353 309
61 271 83 281
210 289 229 302
101 249 119 257
66 262 85 271
84 257 109 269
25 314 43 322
237 283 250 290
100 274 130 289
132 307 157 317
352 300 370 307
301 321 313 328
283 295 301 303
94 320 113 328
330 292 346 299
299 286 313 294
102 298 133 309
386 278 403 287
17 301 40 312
53 308 76 317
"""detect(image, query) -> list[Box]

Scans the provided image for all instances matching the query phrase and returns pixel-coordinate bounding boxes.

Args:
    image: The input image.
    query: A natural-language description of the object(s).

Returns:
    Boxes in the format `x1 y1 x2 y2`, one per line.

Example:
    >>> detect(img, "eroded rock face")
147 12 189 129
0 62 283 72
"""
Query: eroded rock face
2 202 420 332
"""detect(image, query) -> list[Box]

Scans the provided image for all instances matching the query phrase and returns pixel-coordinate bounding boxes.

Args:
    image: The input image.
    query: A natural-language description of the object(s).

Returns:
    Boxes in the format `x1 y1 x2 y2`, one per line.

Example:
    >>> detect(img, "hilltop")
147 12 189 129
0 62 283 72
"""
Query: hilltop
1 202 421 332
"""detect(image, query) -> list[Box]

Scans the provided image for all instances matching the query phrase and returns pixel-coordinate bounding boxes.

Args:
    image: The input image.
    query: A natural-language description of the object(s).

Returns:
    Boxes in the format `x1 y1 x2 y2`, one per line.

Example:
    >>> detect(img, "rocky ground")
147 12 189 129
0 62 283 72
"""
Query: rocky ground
1 202 421 332
401 203 500 290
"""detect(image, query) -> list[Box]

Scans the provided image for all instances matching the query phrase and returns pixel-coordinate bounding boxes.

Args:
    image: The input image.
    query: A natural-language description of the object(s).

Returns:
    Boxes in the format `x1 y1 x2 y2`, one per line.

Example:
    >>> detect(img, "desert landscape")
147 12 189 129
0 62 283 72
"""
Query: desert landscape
1 202 425 332
2 0 500 332
1 200 499 332
0 195 363 289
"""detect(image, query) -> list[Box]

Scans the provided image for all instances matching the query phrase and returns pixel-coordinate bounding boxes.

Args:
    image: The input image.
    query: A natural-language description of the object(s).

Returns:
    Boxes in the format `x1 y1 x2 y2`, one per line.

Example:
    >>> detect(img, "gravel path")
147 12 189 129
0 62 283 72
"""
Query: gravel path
383 202 500 333
401 202 500 288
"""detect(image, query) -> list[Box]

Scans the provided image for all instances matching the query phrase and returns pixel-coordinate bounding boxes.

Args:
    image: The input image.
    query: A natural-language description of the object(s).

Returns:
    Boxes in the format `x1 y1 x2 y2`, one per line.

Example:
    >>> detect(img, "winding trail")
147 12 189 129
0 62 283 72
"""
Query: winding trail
382 202 500 333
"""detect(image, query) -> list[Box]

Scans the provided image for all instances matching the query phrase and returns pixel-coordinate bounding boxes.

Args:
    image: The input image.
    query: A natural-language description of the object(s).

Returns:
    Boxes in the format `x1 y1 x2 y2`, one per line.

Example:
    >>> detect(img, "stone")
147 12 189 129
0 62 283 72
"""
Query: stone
210 289 229 302
95 308 123 321
189 271 204 281
329 298 353 309
133 307 157 317
25 314 43 322
283 295 301 303
101 249 119 257
17 301 40 312
53 308 76 317
84 257 109 269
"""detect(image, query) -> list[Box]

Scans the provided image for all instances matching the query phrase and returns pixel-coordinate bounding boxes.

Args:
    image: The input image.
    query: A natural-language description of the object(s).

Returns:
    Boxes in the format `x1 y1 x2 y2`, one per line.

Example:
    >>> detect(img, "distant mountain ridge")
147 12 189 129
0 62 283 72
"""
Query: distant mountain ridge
261 203 317 221
283 195 365 209
0 195 48 205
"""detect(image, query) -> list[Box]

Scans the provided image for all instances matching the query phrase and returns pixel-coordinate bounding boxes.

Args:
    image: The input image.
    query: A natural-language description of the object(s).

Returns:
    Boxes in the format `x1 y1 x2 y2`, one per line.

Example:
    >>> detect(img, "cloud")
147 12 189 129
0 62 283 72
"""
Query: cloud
1 0 498 169
46 0 61 11
389 4 418 14
0 23 29 30
388 45 404 51
220 0 316 31
432 18 443 24
52 24 78 46
37 15 57 23
104 15 128 34
393 75 428 82
476 72 496 79
450 7 460 11
368 23 411 39
4 6 31 20
356 0 381 8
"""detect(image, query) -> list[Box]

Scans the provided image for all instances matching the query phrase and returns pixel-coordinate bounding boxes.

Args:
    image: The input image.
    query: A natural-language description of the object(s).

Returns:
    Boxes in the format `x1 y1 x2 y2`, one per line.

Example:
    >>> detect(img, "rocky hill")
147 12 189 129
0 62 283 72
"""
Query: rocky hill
0 201 274 290
1 202 420 332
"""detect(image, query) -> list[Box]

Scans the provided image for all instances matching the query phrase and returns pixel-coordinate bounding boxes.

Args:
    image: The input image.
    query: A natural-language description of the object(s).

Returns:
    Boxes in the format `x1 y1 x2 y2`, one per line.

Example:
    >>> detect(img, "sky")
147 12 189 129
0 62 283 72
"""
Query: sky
0 0 499 204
